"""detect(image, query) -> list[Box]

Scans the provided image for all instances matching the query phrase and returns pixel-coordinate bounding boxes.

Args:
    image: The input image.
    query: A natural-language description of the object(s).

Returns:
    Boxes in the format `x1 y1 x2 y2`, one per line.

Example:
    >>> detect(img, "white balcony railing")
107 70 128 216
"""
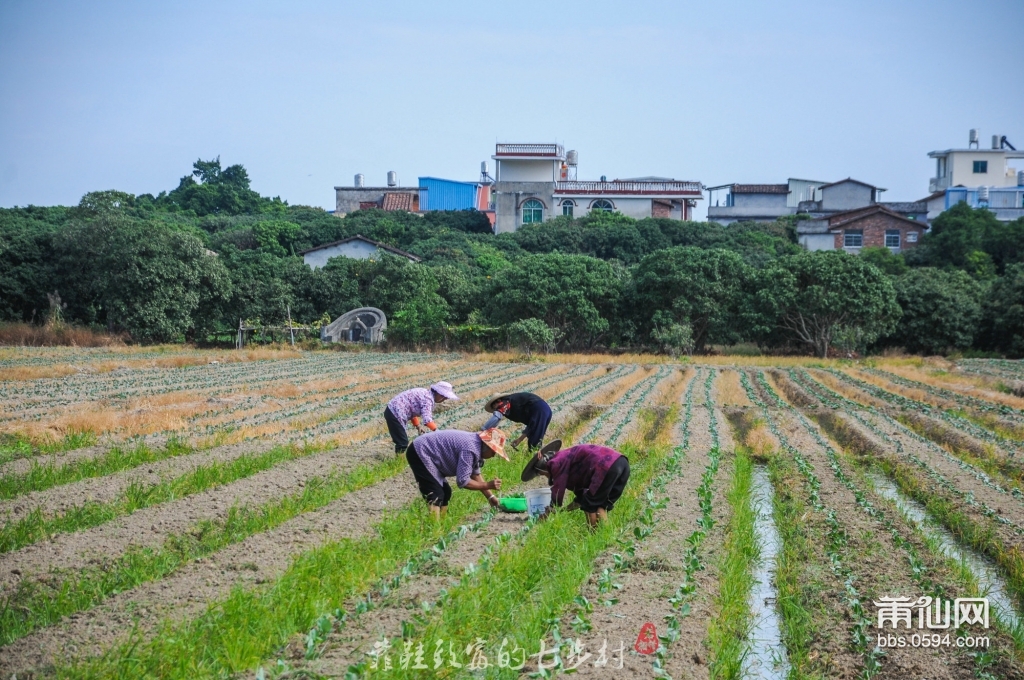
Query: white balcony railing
494 144 565 158
555 180 703 195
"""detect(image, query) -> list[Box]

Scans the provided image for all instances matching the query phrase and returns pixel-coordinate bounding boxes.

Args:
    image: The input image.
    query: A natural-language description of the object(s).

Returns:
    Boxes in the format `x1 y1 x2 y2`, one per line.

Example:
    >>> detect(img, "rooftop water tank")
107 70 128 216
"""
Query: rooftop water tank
387 171 397 187
993 135 1001 150
354 173 364 188
969 128 979 147
600 175 607 182
481 161 488 175
567 150 578 166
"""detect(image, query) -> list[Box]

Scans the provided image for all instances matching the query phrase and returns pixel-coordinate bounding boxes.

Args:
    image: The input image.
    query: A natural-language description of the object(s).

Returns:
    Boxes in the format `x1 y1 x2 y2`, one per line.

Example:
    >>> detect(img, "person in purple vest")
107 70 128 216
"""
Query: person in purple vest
384 381 460 454
405 427 508 520
520 439 630 528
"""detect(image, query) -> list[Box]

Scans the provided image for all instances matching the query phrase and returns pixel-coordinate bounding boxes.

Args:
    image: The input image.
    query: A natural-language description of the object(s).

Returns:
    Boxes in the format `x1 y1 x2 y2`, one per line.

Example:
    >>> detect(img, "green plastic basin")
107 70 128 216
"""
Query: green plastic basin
499 496 527 513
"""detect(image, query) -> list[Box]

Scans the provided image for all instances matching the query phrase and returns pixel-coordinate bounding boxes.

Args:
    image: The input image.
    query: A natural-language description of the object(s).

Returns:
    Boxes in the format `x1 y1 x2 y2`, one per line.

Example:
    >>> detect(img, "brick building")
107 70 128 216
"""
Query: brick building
825 205 927 254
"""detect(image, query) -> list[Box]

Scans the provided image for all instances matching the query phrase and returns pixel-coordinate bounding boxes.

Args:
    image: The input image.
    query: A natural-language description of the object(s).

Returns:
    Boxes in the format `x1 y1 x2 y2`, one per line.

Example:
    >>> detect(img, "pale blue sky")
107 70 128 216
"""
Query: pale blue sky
1 0 1021 219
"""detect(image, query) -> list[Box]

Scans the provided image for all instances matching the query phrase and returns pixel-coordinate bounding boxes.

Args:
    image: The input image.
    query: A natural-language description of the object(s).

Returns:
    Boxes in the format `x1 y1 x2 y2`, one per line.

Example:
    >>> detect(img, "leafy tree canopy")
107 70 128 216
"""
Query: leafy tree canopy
749 250 901 358
632 247 750 351
886 268 984 355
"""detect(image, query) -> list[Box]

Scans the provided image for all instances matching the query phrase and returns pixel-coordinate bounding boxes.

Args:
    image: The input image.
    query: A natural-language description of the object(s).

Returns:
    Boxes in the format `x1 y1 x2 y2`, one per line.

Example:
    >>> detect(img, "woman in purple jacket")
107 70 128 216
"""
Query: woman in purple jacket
520 439 630 528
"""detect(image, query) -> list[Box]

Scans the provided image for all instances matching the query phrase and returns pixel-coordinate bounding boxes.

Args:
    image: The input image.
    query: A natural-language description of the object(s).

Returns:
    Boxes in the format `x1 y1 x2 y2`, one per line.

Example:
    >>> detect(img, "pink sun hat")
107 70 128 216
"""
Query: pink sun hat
430 381 460 401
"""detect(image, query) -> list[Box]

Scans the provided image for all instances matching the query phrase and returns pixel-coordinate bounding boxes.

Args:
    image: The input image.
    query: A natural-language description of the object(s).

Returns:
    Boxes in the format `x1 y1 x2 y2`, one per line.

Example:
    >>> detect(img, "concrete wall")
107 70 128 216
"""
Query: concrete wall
496 159 559 182
304 240 393 269
800 233 835 251
707 206 794 223
820 182 874 211
585 197 651 219
947 150 1017 188
493 181 555 234
335 188 417 214
734 193 787 209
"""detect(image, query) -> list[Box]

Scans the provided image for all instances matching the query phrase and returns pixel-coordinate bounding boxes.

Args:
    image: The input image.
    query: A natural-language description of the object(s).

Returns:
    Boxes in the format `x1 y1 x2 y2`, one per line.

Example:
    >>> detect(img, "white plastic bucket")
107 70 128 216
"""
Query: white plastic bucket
525 487 552 518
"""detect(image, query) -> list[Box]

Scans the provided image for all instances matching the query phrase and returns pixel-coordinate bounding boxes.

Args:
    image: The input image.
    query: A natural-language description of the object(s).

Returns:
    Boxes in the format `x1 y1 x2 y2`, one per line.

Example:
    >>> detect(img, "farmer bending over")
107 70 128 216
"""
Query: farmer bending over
521 440 630 528
406 428 508 519
384 381 459 454
482 392 553 450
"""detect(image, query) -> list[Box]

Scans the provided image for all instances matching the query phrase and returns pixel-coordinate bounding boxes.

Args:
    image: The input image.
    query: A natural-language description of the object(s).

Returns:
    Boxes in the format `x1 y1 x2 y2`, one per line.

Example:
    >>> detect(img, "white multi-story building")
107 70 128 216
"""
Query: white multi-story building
928 129 1024 222
490 144 703 234
929 129 1022 193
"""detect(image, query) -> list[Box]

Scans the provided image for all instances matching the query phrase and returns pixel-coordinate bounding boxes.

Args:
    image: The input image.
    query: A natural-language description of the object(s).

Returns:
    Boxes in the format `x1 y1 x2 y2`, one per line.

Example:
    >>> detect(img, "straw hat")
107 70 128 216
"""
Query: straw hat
478 428 509 461
521 439 562 481
483 394 510 413
430 381 460 401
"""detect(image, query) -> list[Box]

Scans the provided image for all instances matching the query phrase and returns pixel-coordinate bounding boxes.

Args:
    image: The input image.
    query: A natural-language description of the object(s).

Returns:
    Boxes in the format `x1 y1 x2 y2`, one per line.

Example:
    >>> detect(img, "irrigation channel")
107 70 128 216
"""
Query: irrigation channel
866 469 1023 631
742 463 791 680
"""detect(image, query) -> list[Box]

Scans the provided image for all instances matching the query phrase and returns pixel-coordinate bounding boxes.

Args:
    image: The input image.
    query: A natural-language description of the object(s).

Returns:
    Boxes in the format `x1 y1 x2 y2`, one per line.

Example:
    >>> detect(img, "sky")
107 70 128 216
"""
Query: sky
1 0 1022 220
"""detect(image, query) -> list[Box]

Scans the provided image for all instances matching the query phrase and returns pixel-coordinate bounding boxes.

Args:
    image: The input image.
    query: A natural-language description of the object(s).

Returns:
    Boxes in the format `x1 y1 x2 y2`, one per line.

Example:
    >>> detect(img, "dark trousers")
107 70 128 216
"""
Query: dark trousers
406 443 452 507
523 401 553 449
384 406 408 453
578 456 630 513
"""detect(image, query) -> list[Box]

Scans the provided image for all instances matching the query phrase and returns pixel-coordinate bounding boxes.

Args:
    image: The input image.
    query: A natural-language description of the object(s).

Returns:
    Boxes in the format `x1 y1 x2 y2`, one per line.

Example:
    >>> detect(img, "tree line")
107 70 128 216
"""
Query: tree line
2 158 1024 357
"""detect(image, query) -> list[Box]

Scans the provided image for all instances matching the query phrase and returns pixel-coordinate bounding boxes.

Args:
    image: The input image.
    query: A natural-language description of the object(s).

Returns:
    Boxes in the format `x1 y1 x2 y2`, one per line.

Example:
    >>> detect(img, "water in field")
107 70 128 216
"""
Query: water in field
866 470 1021 629
742 464 791 680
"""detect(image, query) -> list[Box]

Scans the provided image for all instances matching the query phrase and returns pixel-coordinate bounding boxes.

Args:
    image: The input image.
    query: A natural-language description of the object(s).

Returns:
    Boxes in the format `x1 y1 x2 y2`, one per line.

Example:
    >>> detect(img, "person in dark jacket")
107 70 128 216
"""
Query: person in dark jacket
481 392 552 450
521 439 630 528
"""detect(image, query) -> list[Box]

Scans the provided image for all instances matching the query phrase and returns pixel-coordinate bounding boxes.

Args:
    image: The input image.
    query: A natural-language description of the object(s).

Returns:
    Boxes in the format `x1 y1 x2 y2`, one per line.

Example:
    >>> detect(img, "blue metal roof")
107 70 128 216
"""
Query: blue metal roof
418 177 479 211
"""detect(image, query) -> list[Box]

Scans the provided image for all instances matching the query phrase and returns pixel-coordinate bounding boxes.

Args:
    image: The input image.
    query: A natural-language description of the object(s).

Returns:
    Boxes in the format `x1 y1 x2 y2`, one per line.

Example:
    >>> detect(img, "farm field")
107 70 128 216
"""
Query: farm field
1 347 1024 679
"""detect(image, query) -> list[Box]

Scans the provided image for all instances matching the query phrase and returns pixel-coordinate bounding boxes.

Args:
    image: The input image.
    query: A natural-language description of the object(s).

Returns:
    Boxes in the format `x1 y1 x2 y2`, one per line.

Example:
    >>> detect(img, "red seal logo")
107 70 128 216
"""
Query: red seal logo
634 622 658 655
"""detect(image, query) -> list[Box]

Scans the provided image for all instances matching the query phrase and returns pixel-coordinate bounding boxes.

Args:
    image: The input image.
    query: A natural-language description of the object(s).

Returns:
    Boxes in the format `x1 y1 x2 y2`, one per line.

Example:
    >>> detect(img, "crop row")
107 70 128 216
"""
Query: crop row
0 364 635 650
739 371 883 676
812 370 1024 519
0 351 432 410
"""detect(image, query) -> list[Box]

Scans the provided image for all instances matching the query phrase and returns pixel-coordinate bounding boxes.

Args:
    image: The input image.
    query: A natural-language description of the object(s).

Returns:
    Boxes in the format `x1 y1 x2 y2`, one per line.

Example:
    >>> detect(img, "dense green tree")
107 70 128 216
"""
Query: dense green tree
886 268 983 354
748 251 901 358
916 202 1006 277
980 263 1024 357
487 253 624 349
859 246 908 276
0 208 66 321
53 214 231 342
505 318 556 355
158 157 286 216
632 247 749 351
252 220 305 257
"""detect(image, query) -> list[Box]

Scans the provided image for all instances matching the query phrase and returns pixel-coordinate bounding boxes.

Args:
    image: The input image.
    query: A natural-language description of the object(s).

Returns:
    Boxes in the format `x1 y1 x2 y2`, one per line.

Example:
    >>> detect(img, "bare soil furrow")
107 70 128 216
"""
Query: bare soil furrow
0 382 600 676
776 410 974 679
300 510 526 675
0 364 549 522
0 439 393 593
0 470 424 677
855 410 1024 545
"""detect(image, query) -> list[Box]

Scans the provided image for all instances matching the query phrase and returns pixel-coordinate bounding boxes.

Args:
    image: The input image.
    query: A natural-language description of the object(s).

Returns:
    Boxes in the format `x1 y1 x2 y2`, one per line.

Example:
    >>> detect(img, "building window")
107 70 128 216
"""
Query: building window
591 199 614 212
560 199 575 217
907 231 918 243
885 230 901 249
522 199 544 224
844 230 863 248
973 160 988 173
